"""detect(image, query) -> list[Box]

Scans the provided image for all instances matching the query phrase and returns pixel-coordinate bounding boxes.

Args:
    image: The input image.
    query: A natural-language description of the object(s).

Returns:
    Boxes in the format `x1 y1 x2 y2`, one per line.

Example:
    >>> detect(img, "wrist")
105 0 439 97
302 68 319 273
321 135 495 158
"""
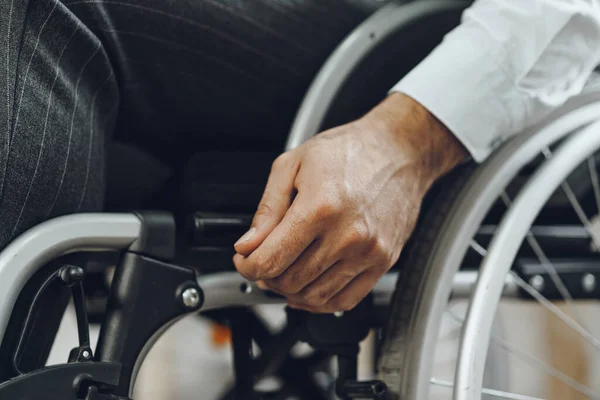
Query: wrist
365 92 468 183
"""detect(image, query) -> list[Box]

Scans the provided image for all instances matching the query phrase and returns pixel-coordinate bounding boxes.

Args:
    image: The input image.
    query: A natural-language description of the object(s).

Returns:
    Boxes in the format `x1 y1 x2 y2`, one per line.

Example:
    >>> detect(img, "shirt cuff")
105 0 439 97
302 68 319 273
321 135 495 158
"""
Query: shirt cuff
390 24 518 163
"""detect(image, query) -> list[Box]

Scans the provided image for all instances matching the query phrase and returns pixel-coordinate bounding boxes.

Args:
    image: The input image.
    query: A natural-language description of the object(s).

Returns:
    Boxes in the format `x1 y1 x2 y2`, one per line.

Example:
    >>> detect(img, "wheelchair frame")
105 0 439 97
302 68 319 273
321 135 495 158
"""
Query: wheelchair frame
0 208 518 353
0 208 502 399
0 1 528 399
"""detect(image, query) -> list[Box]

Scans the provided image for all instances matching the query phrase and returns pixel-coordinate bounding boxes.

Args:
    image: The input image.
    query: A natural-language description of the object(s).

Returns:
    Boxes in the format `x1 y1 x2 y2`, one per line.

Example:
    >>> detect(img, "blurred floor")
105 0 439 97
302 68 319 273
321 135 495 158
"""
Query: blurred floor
49 301 600 399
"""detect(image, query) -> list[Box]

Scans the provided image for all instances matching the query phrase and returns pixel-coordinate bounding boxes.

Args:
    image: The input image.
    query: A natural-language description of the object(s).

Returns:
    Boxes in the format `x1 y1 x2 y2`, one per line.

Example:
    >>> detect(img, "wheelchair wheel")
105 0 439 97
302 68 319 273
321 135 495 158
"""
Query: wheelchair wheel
378 88 600 400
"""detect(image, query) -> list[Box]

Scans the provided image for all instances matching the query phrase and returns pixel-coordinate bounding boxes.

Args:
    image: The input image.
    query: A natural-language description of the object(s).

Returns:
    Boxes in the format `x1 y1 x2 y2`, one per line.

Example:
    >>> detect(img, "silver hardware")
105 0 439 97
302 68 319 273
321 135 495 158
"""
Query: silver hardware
182 287 201 309
529 275 544 292
582 273 596 293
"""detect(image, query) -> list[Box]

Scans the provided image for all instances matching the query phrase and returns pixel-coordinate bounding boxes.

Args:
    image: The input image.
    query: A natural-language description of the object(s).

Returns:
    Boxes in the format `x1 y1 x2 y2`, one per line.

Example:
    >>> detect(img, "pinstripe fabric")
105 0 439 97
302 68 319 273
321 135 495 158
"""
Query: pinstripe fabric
0 0 384 248
0 0 117 248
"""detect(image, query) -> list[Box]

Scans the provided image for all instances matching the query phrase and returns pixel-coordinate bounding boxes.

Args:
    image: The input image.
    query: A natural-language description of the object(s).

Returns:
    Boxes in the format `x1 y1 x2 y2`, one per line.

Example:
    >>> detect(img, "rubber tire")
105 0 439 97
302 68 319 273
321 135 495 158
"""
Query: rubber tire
378 161 476 399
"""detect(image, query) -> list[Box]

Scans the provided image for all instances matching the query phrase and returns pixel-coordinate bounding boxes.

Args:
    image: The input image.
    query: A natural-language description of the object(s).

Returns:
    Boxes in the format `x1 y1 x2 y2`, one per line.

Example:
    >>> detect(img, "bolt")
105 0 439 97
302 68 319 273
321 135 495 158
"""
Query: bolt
334 311 344 318
181 287 201 309
59 266 84 285
82 350 91 359
582 273 596 293
240 282 252 294
530 275 544 292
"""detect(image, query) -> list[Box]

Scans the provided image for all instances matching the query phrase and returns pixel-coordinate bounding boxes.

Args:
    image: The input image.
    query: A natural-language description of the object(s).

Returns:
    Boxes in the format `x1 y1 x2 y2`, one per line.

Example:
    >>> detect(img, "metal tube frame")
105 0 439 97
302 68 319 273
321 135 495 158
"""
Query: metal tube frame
0 1 596 397
197 270 518 313
0 213 141 347
0 209 517 353
285 0 470 151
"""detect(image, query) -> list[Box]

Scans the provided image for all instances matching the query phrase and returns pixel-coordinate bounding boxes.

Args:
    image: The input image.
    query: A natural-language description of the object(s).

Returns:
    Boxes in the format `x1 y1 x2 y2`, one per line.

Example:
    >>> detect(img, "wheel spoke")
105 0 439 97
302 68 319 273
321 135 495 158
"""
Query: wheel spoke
544 148 596 241
510 271 600 349
470 239 488 256
502 189 595 339
461 181 600 399
500 192 578 308
430 378 545 400
561 179 592 227
524 231 576 304
446 310 600 399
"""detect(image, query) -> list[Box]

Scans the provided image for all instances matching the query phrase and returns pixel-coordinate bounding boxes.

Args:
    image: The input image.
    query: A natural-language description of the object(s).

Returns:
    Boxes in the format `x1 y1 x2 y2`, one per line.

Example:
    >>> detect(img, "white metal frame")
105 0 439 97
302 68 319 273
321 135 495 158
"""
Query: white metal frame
0 213 141 346
377 88 600 399
455 116 600 400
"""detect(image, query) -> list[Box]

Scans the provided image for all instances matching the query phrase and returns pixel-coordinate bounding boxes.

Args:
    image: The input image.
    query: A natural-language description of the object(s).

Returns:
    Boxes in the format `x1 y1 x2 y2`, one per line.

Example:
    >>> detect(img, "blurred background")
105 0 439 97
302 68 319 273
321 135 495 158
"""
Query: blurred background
47 300 600 400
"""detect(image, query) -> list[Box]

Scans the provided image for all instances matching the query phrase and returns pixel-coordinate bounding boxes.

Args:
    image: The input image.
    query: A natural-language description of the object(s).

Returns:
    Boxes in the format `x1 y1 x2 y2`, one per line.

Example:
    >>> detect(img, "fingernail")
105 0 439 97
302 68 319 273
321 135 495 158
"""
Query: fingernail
235 227 256 246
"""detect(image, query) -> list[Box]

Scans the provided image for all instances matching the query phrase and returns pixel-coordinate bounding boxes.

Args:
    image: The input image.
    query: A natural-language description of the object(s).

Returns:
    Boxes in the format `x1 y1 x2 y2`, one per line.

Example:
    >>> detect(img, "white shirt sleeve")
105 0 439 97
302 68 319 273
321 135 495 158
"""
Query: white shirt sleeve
390 0 600 162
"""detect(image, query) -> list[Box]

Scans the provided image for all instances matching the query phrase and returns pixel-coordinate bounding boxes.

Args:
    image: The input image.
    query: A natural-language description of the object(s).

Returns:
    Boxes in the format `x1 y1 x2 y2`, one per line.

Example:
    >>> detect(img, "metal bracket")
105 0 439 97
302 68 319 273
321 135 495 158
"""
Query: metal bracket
95 252 201 397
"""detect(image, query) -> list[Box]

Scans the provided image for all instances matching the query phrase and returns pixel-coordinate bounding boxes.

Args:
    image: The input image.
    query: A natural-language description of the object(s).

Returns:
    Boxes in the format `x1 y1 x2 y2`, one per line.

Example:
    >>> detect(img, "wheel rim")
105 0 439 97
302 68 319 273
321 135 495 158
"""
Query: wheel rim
378 90 600 400
454 119 600 398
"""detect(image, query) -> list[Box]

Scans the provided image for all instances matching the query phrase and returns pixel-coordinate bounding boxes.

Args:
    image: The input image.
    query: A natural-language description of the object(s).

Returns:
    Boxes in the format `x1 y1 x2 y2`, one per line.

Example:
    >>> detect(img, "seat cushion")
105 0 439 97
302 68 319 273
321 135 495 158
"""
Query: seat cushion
105 142 276 215
178 151 277 215
105 141 173 211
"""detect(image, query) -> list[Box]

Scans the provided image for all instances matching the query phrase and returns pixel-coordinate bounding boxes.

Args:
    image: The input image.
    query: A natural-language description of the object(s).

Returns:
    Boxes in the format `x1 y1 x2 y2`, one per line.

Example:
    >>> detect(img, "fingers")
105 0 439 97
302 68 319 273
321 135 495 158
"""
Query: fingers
234 194 320 281
234 152 300 256
285 259 365 309
261 238 331 295
287 266 383 314
256 280 269 290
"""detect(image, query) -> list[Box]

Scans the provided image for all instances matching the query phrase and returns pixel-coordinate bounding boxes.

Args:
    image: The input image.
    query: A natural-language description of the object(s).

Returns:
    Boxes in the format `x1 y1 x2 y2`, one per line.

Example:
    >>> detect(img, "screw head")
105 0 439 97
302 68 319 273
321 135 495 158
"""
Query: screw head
333 311 344 318
529 275 544 292
181 287 201 309
70 267 84 280
240 282 252 294
82 350 91 359
582 273 596 293
59 266 85 285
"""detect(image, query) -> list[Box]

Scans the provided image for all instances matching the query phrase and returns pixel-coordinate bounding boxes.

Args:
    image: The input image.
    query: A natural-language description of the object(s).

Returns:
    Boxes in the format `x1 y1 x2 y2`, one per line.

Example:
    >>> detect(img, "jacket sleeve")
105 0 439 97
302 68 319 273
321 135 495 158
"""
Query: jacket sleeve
390 0 600 161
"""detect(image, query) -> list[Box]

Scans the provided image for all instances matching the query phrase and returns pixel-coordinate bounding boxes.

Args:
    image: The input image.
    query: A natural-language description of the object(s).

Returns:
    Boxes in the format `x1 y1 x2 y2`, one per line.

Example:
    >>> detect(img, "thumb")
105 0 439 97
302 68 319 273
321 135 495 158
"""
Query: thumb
234 152 300 256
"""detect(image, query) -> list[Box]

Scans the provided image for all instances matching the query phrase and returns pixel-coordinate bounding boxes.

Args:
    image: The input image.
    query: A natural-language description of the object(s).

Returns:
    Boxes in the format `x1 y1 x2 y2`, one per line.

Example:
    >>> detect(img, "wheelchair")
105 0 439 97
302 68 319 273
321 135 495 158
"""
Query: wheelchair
2 0 600 399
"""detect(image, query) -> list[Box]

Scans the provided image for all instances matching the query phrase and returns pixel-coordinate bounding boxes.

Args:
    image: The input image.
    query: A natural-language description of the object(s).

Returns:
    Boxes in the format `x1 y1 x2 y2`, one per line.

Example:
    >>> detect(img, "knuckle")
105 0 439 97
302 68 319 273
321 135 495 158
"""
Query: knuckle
333 296 359 312
260 252 284 278
370 236 389 258
374 257 392 274
270 274 301 295
304 292 328 308
236 263 259 281
255 200 275 218
314 194 342 220
340 268 359 283
264 277 282 292
343 222 372 250
303 285 336 307
272 152 292 171
357 230 389 260
286 286 302 295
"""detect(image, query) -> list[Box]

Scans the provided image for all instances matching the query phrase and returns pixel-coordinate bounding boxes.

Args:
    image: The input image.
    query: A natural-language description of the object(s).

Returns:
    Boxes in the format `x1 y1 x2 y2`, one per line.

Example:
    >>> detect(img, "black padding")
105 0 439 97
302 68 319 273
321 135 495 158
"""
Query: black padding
105 141 173 211
130 212 176 261
103 8 465 216
179 151 277 214
105 144 274 215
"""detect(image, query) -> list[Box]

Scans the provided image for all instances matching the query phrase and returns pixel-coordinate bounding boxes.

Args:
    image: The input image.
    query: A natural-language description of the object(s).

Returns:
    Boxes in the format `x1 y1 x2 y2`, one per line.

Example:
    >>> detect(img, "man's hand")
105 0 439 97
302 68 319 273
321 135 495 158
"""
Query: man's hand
233 93 467 313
